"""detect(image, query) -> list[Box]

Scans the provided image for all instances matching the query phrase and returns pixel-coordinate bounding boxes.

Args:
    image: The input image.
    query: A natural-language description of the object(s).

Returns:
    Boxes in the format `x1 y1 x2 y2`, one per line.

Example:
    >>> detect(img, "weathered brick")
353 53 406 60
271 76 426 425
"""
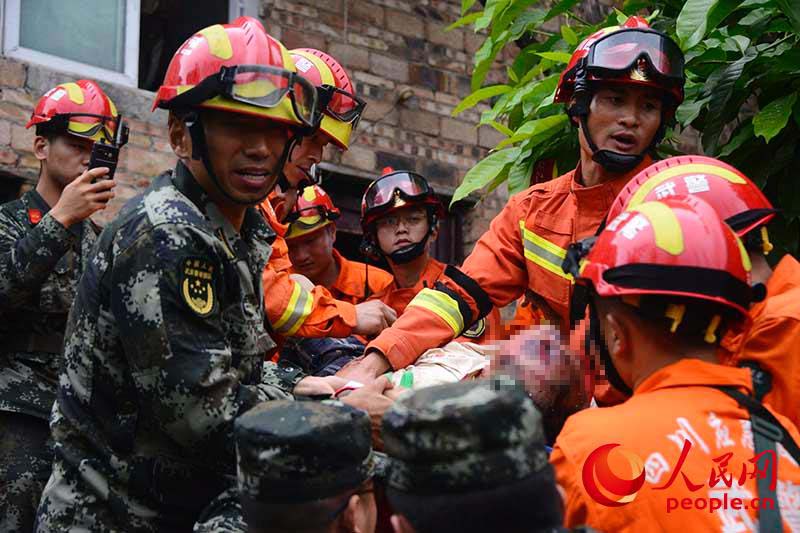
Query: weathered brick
119 145 176 177
353 70 396 90
385 9 424 38
0 58 27 88
400 109 440 135
273 0 318 18
444 72 472 98
280 28 327 51
348 33 389 52
375 150 416 172
420 159 456 184
304 19 344 37
316 0 344 12
426 22 464 50
0 148 17 166
0 120 11 146
435 91 461 105
363 98 399 125
1 88 35 108
409 64 446 92
18 153 39 171
350 1 385 26
369 0 413 12
126 130 152 149
341 144 376 171
369 54 409 84
0 102 29 123
441 117 477 145
479 125 506 149
398 84 434 101
329 43 370 71
11 124 34 152
464 31 485 55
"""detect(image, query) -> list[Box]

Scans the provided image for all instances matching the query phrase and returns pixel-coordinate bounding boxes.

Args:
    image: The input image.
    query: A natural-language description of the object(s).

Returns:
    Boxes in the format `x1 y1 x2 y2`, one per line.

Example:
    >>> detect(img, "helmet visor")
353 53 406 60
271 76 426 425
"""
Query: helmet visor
285 204 336 225
221 65 319 128
50 113 117 142
588 29 684 82
364 172 432 213
317 84 366 129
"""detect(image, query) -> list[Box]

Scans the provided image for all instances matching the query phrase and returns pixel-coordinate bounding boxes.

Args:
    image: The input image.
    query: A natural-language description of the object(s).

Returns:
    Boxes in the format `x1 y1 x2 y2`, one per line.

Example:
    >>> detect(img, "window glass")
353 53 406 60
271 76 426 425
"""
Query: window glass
20 0 126 72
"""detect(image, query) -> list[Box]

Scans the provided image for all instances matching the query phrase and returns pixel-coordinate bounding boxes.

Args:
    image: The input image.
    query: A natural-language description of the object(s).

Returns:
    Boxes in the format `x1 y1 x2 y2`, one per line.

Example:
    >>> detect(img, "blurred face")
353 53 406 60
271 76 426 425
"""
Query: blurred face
38 134 94 187
188 109 291 205
283 130 332 189
579 84 663 158
287 224 336 285
375 206 430 256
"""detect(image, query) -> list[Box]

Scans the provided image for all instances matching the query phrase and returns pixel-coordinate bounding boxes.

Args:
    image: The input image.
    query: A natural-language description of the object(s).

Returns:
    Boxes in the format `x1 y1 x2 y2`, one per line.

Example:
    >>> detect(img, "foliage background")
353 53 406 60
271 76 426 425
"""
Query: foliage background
450 0 800 257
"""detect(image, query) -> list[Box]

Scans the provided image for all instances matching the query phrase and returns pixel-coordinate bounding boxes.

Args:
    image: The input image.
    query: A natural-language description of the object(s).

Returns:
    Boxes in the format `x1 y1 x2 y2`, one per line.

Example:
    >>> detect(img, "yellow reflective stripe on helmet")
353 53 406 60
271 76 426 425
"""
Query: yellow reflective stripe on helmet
519 221 574 281
407 288 464 336
199 25 233 60
628 163 747 208
60 83 85 105
273 281 314 335
630 202 684 255
736 232 752 272
293 50 336 86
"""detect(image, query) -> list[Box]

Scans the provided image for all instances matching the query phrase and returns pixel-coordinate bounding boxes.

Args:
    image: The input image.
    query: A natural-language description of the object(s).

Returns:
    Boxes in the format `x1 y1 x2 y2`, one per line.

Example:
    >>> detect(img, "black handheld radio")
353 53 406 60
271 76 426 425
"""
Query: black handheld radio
88 114 129 180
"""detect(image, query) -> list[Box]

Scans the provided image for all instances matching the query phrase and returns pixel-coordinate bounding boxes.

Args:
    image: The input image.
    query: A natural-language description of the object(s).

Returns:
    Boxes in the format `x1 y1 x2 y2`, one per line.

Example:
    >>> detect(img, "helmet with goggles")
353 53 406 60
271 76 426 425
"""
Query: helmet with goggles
555 16 685 174
564 196 762 395
291 48 365 150
27 80 120 143
285 185 341 240
360 169 445 264
152 17 318 206
606 155 778 254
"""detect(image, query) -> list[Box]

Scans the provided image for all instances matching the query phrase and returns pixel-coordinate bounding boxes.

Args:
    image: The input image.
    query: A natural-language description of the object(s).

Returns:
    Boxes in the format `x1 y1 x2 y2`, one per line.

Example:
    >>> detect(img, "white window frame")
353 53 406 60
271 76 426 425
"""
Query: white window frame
228 0 260 20
2 0 141 87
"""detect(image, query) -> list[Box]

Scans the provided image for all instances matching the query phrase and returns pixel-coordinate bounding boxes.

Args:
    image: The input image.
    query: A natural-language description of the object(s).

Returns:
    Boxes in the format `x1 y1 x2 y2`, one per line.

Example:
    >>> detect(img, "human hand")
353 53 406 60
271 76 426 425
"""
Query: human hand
50 167 115 227
353 300 397 336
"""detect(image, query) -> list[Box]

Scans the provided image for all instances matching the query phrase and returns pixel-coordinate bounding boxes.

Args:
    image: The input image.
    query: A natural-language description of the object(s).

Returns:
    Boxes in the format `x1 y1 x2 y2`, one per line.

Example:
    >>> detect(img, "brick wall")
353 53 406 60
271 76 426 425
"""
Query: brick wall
0 0 510 249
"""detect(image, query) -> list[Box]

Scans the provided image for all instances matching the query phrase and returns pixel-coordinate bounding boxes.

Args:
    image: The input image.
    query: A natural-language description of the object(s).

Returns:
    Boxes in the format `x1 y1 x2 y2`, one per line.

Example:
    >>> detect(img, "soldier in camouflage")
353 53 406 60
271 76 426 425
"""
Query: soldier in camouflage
0 79 119 531
195 399 379 533
35 17 343 532
381 379 566 533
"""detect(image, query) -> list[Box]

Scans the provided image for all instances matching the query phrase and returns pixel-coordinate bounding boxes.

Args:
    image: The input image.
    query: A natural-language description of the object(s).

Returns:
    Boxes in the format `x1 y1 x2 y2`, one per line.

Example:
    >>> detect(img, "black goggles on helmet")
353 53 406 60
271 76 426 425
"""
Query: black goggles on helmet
166 64 320 130
317 84 366 129
364 172 433 213
586 29 684 83
43 113 119 142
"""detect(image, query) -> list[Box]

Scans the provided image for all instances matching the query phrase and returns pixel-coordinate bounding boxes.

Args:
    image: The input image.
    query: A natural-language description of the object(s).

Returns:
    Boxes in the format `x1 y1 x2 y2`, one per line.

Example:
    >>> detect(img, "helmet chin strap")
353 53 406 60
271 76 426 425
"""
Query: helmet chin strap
388 231 431 264
185 112 300 206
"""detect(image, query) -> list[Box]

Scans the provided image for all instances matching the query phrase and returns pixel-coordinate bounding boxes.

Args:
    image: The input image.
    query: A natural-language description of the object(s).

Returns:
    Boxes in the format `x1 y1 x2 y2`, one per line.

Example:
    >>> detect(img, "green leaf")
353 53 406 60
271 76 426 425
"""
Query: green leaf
461 0 478 15
775 0 800 33
495 115 568 150
452 85 512 117
489 120 514 137
534 51 572 63
676 95 711 126
676 0 743 51
561 24 578 46
545 0 582 21
718 121 754 157
613 8 629 24
475 0 510 31
507 148 534 193
702 48 758 153
794 99 800 129
450 148 519 205
446 12 482 31
737 7 772 26
753 93 798 143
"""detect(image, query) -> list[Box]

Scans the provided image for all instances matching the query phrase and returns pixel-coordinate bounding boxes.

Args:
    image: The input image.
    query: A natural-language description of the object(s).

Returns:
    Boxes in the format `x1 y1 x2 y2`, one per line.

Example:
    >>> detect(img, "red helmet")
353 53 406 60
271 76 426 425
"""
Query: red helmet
360 170 445 231
285 185 341 240
607 156 777 246
152 17 317 129
290 48 365 150
579 196 755 323
554 16 685 107
26 80 119 142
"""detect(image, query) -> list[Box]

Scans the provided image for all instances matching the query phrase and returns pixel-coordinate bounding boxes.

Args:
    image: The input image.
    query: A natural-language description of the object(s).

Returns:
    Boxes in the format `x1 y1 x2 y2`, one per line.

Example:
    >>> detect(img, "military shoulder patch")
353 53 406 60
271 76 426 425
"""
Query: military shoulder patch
462 317 486 339
180 257 217 317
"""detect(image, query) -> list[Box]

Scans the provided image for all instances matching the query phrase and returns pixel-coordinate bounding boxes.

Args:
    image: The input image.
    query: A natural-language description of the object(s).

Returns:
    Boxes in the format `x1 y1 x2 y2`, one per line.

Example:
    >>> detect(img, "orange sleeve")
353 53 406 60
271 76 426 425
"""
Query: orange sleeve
263 263 357 339
367 196 530 368
550 438 591 527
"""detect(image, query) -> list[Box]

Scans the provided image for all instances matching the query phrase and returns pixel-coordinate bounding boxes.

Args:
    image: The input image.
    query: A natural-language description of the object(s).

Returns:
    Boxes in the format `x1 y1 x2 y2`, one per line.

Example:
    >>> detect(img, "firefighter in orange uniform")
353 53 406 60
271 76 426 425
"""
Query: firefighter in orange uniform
259 48 395 341
339 17 687 383
552 195 800 532
285 184 393 305
360 169 502 348
606 154 800 427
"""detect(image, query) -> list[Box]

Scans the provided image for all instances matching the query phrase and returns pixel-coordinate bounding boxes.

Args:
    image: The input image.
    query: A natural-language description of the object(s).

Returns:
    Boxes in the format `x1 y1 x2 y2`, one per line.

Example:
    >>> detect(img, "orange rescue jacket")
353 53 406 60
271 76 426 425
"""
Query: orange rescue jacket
722 254 800 427
326 249 393 306
366 159 652 369
552 359 800 532
377 257 502 346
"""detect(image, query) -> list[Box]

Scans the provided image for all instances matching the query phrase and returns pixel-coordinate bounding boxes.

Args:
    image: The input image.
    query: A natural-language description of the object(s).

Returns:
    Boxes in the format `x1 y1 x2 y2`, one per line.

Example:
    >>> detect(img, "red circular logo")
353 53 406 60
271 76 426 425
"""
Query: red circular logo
582 443 646 506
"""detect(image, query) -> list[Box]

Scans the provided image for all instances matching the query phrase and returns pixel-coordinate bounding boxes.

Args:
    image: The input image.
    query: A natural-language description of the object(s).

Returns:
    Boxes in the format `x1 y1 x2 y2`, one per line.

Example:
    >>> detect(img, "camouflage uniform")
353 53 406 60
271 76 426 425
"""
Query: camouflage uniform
35 163 305 532
194 399 375 532
0 189 99 531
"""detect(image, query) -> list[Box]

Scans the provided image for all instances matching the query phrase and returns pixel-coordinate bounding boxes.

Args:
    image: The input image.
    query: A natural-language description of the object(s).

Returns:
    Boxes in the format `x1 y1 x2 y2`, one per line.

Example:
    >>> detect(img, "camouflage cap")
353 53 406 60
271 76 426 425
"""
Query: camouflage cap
381 379 549 493
235 400 375 503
